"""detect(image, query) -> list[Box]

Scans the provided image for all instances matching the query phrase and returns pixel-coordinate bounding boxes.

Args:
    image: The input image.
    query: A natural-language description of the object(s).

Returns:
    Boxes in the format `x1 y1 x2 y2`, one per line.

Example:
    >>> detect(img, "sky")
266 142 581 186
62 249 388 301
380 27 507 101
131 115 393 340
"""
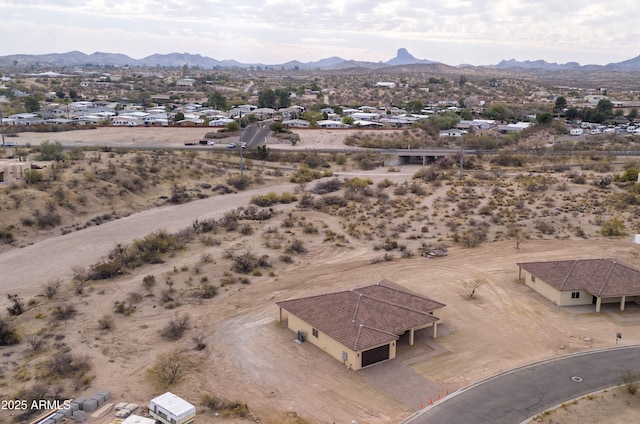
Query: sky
1 0 640 66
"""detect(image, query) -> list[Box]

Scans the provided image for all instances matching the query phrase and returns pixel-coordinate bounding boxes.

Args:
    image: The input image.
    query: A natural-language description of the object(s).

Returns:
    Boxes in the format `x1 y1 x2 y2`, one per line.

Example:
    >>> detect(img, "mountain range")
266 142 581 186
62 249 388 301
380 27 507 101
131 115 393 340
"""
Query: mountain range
1 48 640 72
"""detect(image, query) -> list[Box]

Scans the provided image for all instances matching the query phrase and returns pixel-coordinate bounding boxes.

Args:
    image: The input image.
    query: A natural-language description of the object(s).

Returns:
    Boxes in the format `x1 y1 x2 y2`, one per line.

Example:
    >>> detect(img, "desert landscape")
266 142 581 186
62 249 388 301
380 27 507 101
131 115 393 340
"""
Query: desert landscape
1 127 640 424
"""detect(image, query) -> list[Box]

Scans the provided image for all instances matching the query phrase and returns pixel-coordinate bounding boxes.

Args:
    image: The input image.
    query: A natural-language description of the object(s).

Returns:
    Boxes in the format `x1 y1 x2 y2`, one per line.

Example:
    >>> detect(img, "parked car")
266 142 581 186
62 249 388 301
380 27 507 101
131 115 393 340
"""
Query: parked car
227 143 236 148
207 140 215 146
240 142 246 149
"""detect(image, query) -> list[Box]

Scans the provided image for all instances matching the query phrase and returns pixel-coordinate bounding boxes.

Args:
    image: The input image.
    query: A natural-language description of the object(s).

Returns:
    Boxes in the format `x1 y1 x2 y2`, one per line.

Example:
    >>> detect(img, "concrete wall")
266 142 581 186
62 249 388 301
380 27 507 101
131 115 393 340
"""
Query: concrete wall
558 289 593 306
522 269 593 307
286 313 364 369
522 270 562 305
0 161 31 183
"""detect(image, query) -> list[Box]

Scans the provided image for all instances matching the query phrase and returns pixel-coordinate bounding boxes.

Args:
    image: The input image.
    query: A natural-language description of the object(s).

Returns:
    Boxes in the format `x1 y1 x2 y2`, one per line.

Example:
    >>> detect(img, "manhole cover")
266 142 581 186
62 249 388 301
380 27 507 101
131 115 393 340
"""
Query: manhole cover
571 376 583 382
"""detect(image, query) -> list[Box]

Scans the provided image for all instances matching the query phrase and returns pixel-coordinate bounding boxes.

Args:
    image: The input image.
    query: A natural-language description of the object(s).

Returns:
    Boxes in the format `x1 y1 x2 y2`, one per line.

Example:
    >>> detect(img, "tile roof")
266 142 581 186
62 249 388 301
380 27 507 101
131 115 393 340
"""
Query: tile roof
276 280 445 351
517 258 640 297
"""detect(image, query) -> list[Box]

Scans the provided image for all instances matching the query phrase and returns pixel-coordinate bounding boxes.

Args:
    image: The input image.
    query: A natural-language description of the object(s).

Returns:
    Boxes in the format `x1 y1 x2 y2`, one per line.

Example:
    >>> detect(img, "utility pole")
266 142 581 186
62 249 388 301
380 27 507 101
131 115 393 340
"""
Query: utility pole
238 110 243 176
0 106 5 150
459 135 464 179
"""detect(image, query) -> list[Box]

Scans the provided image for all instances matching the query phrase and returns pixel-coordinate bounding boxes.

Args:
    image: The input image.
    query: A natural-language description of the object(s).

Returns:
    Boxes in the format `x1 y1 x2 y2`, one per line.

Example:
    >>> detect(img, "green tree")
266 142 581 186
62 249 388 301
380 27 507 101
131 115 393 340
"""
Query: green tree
405 100 424 114
275 88 291 109
430 111 461 130
208 91 228 111
174 112 185 122
68 89 78 100
226 121 240 132
258 89 277 108
596 99 614 117
627 108 638 121
484 103 513 121
565 107 580 121
24 96 40 112
536 112 554 124
342 115 355 125
459 75 467 86
553 96 567 114
460 109 473 120
269 121 283 132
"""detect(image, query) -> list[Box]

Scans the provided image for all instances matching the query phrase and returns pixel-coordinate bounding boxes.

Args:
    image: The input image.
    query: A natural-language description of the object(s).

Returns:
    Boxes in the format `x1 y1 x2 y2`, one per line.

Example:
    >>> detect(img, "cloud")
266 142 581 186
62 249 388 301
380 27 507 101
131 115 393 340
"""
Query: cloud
0 0 639 65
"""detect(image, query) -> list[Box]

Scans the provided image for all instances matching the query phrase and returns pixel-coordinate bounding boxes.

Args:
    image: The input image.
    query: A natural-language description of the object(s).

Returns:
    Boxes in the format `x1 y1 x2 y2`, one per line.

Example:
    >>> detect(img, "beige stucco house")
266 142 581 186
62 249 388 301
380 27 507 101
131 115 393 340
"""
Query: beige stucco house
276 280 445 370
517 258 640 312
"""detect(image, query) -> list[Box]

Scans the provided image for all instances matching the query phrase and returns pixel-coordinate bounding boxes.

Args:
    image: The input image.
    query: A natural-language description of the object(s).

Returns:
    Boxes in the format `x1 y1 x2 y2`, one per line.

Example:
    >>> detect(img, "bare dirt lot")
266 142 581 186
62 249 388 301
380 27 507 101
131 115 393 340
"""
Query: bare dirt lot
2 127 640 424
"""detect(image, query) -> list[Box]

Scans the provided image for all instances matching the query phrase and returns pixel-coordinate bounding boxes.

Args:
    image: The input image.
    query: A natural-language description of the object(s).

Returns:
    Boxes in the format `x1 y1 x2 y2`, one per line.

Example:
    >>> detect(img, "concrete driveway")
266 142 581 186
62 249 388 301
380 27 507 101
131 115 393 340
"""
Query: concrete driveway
402 345 640 424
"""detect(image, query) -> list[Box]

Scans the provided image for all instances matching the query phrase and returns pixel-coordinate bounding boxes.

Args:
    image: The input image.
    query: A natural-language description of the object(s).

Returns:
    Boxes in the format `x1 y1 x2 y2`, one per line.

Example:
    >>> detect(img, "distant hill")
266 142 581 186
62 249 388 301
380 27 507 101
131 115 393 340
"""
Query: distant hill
494 59 584 71
1 49 640 71
385 48 438 66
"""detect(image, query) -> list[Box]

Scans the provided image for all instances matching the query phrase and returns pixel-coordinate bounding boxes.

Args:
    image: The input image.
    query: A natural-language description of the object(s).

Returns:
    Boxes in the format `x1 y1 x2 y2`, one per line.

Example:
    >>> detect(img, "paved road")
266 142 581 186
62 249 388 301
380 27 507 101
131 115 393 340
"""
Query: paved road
402 346 640 424
0 183 296 296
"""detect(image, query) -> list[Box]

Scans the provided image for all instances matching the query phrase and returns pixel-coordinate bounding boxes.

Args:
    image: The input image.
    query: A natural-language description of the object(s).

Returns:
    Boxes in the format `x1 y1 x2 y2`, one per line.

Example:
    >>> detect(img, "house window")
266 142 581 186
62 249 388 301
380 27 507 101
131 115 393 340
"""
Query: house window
312 328 318 338
531 275 536 282
571 292 580 299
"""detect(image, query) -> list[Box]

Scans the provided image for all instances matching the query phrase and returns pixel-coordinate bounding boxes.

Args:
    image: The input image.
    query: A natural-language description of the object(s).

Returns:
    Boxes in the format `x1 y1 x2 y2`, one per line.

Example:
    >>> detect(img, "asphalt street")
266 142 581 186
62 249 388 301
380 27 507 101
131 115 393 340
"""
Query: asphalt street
403 346 640 424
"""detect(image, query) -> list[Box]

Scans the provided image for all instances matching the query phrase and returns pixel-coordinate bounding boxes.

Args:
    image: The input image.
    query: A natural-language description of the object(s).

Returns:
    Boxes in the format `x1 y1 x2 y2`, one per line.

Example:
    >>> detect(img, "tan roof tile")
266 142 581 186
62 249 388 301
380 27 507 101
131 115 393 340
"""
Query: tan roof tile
517 258 640 297
277 280 445 351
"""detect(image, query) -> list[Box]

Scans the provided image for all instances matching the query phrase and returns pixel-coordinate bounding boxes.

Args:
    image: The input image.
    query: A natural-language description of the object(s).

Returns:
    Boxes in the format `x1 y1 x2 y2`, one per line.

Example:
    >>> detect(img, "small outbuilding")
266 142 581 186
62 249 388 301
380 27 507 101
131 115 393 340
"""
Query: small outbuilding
276 280 445 370
517 258 640 312
149 392 196 424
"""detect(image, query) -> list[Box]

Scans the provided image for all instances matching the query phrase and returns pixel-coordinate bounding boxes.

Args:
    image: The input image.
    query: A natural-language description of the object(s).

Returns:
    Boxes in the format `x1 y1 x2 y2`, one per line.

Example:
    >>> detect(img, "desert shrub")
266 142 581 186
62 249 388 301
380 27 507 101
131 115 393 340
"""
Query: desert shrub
615 167 640 183
38 141 65 161
620 370 640 395
239 223 254 235
193 217 219 233
33 209 62 229
42 280 61 300
491 153 525 167
194 283 218 299
0 316 20 345
97 314 114 330
45 352 92 380
88 230 185 280
601 218 627 237
250 192 279 207
113 300 136 315
143 274 157 292
290 167 333 183
169 184 190 204
25 334 45 351
147 350 185 388
7 294 25 316
201 394 250 418
231 251 270 274
534 220 556 235
0 226 14 244
285 238 307 254
413 168 442 182
51 303 77 320
227 174 251 190
312 178 342 194
24 169 44 184
161 314 190 340
192 334 206 350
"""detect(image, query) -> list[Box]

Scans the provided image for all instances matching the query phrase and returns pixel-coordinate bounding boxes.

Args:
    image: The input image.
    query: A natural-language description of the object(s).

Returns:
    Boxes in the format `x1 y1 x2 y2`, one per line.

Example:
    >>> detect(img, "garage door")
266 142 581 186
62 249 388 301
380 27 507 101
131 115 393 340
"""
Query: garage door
362 344 390 367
